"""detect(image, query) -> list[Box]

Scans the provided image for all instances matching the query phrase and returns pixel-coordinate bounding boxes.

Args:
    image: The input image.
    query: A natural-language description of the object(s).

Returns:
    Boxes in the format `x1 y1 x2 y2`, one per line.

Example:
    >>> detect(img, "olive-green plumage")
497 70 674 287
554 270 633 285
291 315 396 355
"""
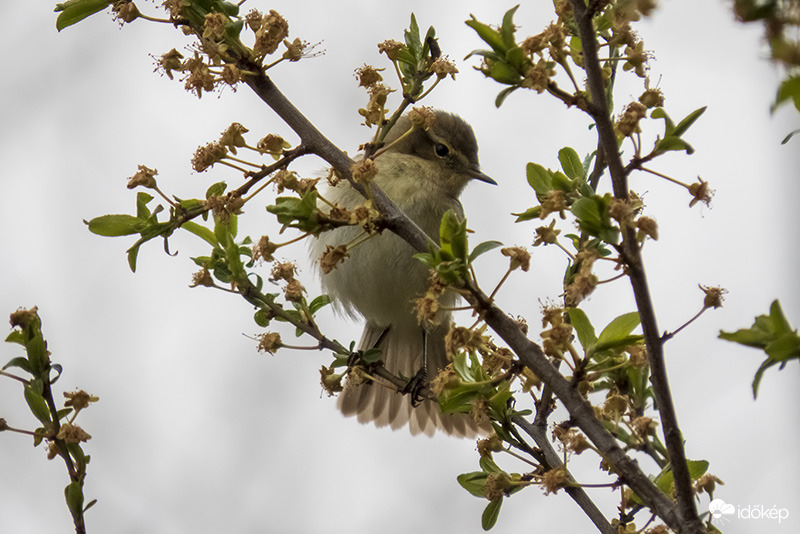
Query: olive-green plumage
310 110 495 436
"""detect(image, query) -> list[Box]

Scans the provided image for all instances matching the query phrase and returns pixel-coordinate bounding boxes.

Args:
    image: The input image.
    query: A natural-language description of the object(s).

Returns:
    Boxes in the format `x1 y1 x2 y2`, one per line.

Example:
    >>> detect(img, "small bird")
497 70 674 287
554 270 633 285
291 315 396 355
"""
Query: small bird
310 110 495 436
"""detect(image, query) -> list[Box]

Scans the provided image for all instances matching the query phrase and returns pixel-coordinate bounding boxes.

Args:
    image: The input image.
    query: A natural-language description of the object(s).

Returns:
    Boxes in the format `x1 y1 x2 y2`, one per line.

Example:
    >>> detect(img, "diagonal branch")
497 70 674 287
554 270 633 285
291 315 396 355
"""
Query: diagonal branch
240 62 686 532
242 69 436 253
513 415 614 534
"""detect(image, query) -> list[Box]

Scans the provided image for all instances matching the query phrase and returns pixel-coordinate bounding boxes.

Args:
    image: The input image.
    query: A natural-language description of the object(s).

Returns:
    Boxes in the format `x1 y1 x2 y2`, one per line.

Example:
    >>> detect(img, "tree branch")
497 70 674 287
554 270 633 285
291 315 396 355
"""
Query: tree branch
513 416 614 534
242 69 436 253
568 2 702 533
239 59 695 533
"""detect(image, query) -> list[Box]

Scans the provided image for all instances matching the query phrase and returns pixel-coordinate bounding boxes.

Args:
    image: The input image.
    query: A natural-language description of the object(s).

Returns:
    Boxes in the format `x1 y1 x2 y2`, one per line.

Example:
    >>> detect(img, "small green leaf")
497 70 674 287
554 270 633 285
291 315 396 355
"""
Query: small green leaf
596 312 641 351
655 136 693 154
309 295 331 315
485 59 521 85
469 241 503 263
466 16 506 55
652 460 709 497
526 163 553 197
181 221 217 246
650 107 675 135
206 181 227 199
218 1 240 16
24 386 52 426
64 481 84 520
405 13 422 56
439 210 468 262
494 85 519 108
567 308 597 350
479 455 503 474
457 471 488 497
55 0 111 31
751 358 780 398
86 214 147 237
5 330 26 346
438 384 483 414
671 106 707 138
2 356 33 375
512 206 541 222
500 5 520 49
482 497 503 530
136 192 154 219
254 308 272 327
126 243 141 272
25 333 48 376
558 147 584 180
720 300 800 398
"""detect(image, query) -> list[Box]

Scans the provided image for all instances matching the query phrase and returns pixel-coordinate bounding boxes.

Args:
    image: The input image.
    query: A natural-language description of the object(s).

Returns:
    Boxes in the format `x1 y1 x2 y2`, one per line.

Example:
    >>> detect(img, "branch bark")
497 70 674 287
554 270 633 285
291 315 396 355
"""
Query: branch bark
568 1 703 533
240 66 693 532
513 416 614 534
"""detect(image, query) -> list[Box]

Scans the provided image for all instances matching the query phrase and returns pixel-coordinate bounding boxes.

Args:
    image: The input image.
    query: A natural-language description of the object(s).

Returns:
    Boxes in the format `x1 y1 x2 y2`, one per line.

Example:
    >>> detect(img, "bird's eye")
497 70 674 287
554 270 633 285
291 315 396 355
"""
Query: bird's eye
434 143 450 158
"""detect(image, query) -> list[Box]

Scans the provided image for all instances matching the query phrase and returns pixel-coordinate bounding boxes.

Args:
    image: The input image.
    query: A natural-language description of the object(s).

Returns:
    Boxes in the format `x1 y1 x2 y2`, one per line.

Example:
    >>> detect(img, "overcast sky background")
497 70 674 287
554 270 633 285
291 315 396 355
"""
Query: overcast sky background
1 1 798 533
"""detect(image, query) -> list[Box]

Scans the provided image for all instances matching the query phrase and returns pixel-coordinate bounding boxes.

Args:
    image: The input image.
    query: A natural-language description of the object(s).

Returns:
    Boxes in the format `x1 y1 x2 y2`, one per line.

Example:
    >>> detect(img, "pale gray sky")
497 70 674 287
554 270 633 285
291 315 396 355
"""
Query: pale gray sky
1 2 798 533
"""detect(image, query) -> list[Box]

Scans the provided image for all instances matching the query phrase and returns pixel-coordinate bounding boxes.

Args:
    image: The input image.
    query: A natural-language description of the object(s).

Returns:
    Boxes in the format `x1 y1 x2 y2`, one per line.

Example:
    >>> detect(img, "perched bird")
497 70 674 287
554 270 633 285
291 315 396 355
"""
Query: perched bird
310 110 495 436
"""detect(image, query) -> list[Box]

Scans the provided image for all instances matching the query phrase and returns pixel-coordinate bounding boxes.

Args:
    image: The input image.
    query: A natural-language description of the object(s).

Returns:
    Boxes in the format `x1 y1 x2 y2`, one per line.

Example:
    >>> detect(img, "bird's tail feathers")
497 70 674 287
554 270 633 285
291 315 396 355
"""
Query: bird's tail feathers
337 322 487 437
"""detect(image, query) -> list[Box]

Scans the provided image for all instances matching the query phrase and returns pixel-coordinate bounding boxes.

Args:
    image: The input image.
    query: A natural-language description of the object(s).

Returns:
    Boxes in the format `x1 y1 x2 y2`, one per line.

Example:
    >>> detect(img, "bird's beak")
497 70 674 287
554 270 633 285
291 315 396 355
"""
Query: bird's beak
468 168 497 185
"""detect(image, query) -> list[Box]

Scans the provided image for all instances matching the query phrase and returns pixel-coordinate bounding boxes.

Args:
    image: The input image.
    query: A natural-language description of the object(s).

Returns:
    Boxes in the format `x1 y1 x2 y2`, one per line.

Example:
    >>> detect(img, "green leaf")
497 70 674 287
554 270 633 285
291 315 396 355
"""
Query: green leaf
655 136 694 154
652 460 709 496
457 471 488 497
596 312 641 351
126 243 141 272
86 214 147 237
650 107 675 135
64 481 84 520
772 75 800 112
218 1 240 16
206 181 227 199
5 330 26 346
485 60 521 85
558 147 584 180
55 0 110 31
438 383 483 414
439 209 468 262
254 308 272 328
494 85 519 108
500 5 520 49
482 498 503 530
309 295 331 315
720 300 800 398
512 206 541 222
25 332 48 376
751 358 780 398
525 163 552 197
136 192 154 219
469 241 503 263
2 356 33 375
671 106 706 138
181 221 217 246
24 385 52 425
267 192 320 233
570 195 620 244
479 455 503 474
567 308 597 349
570 197 603 228
405 13 422 56
466 17 506 55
